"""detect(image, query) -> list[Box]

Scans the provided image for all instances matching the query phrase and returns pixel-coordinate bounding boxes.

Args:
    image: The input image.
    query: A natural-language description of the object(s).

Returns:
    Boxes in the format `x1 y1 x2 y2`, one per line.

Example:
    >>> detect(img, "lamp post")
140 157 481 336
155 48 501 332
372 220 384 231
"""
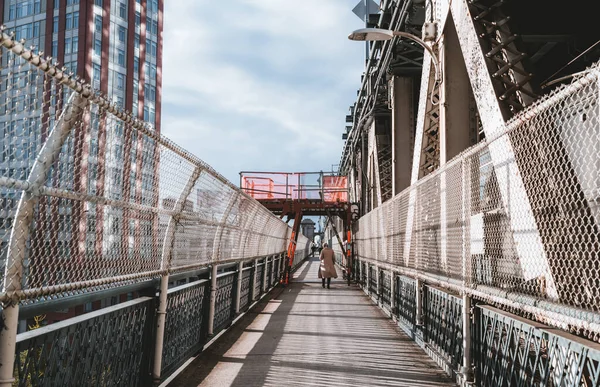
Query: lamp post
348 28 441 84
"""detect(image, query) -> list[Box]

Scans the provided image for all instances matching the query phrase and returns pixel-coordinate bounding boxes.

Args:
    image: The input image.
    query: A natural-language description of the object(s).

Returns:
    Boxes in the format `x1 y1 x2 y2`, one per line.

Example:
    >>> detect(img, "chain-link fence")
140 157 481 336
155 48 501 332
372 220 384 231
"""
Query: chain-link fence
0 33 295 305
355 61 600 342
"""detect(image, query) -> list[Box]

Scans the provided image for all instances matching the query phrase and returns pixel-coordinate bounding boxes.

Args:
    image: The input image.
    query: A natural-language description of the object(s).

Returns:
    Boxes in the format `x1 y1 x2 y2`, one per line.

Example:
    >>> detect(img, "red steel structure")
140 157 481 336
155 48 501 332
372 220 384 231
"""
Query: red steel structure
240 172 355 284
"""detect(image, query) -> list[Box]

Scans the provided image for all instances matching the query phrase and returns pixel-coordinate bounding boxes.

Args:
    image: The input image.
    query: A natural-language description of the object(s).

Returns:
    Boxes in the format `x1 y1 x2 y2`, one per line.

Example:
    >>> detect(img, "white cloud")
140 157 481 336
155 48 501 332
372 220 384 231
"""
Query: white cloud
161 0 365 183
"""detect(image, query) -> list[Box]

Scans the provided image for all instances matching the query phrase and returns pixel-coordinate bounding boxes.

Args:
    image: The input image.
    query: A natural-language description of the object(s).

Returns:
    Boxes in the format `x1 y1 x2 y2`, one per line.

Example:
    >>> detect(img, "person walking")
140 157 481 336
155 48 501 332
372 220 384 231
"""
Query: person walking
318 243 337 289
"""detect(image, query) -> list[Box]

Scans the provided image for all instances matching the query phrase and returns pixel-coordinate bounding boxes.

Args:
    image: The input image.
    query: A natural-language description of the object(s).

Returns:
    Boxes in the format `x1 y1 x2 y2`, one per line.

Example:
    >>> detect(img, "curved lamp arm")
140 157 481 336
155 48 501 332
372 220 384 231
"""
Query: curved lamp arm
348 28 442 84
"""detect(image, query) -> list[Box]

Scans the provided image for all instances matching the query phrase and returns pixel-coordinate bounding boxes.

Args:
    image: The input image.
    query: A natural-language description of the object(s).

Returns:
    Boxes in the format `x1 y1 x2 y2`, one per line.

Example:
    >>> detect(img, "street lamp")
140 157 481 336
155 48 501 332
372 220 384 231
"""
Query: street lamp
348 28 441 84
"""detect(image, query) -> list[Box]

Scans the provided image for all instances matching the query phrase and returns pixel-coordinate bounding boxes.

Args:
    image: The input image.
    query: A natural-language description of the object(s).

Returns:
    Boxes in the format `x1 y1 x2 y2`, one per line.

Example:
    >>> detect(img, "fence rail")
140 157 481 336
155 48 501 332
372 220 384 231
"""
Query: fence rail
0 33 307 305
0 32 314 384
355 61 600 342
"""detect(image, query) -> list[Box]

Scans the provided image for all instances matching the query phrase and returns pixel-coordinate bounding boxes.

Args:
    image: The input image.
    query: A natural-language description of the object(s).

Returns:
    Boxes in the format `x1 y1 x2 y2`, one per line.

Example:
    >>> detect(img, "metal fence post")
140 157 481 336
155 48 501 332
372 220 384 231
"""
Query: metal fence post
364 263 369 294
415 278 423 326
0 93 88 386
235 261 243 314
462 294 473 382
208 264 218 335
251 258 258 301
390 270 396 314
262 257 268 292
153 166 203 383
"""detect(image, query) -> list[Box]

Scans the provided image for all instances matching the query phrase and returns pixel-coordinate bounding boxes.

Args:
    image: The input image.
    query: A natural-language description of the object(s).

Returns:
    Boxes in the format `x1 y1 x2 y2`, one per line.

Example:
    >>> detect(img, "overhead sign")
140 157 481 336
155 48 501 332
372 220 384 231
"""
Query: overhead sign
352 0 380 20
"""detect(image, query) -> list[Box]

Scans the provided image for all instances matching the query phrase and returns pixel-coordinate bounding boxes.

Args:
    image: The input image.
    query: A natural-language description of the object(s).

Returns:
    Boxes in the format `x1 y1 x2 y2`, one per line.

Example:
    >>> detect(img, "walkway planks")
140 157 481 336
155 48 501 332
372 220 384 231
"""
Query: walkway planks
168 257 455 387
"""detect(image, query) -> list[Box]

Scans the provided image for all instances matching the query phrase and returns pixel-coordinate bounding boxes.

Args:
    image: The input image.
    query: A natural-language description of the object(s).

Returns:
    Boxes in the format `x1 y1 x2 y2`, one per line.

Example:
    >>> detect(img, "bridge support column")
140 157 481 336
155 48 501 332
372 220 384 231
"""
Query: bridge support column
415 278 423 326
208 264 218 336
235 261 243 314
461 294 474 382
391 77 415 195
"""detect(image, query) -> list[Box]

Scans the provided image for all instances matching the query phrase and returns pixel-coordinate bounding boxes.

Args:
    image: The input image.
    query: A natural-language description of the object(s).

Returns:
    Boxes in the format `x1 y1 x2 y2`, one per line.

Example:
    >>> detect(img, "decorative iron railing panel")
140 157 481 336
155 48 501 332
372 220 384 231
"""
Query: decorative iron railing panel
272 258 280 287
239 267 254 312
381 270 391 308
361 262 367 286
368 265 377 296
396 275 416 328
213 271 236 334
14 298 154 387
161 279 210 379
266 259 273 289
476 305 600 387
423 286 463 370
255 262 265 297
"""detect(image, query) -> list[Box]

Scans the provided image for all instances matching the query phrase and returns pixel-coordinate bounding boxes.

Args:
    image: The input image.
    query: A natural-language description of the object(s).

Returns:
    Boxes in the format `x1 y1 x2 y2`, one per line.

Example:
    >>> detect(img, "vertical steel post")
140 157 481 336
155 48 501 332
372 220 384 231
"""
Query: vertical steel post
262 257 268 292
462 294 473 382
390 270 396 314
153 165 203 382
208 264 218 335
235 261 243 314
415 278 423 326
251 258 258 301
0 93 88 387
365 264 370 295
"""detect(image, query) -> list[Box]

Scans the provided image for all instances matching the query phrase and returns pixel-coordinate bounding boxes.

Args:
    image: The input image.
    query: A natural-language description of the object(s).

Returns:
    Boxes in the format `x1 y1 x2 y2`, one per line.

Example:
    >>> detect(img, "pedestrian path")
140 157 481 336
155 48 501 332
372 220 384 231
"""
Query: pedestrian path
168 257 455 386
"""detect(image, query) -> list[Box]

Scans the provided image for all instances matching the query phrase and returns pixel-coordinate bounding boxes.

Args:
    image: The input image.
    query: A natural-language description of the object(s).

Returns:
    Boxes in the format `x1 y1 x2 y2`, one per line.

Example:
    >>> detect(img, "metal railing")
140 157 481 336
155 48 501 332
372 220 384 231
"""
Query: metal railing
0 33 313 385
354 60 600 343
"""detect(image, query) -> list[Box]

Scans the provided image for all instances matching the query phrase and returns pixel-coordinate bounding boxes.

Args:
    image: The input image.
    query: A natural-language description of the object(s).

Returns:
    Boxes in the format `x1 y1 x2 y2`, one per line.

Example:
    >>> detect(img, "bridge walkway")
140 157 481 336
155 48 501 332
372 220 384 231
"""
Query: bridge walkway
167 257 454 387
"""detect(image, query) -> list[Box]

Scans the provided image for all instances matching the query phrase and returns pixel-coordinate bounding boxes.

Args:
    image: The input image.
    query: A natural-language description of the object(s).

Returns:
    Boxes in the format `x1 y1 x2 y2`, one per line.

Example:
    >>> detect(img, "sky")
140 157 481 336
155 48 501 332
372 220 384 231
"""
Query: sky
161 0 367 185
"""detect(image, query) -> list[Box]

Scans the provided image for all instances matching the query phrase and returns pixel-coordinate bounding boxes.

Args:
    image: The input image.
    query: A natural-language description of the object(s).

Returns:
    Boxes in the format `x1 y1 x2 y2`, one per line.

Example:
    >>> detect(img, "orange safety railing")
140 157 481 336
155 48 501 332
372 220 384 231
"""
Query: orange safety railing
240 172 348 203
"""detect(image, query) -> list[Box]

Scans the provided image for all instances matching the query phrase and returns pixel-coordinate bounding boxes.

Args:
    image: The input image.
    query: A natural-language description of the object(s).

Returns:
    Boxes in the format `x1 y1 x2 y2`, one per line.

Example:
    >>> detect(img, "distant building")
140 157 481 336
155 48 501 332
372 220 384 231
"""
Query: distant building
0 0 164 328
300 218 315 241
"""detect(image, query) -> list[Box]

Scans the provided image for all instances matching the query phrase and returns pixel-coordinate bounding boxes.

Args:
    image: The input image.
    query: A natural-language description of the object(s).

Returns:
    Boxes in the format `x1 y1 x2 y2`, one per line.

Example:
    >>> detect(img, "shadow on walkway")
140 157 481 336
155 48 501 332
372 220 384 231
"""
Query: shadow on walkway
168 258 455 387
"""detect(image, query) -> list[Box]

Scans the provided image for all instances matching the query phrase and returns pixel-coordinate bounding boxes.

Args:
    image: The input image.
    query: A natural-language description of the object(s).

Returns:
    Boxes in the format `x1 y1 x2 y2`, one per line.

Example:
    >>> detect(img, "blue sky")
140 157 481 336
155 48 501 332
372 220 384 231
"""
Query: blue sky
161 0 366 185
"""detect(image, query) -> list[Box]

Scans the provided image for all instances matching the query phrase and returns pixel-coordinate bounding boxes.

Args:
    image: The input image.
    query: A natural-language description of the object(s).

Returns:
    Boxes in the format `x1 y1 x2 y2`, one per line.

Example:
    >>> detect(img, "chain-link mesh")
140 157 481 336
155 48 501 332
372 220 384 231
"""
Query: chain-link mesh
355 61 600 342
0 34 295 304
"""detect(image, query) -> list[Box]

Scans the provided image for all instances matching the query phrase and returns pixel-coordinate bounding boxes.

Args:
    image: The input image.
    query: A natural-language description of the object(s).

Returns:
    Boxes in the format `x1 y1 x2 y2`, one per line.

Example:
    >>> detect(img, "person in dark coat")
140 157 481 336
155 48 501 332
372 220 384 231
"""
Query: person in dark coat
318 243 337 288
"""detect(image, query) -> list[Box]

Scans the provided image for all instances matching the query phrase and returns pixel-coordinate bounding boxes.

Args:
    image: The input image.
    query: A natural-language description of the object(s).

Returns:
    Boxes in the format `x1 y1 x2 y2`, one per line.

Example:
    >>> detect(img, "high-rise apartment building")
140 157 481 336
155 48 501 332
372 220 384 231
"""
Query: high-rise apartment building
1 0 163 126
0 0 163 321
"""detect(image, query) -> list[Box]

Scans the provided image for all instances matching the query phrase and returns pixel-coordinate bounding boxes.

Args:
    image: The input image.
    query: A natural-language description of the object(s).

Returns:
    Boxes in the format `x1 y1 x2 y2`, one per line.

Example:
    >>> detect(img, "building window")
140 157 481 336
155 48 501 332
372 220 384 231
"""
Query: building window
65 37 72 55
66 13 73 30
118 26 126 42
53 16 59 34
148 41 157 57
95 0 102 7
73 12 79 29
95 15 102 34
93 63 101 88
116 73 124 89
133 57 139 75
119 2 127 19
52 40 58 58
144 85 155 102
117 49 125 66
94 39 102 56
33 22 40 38
135 11 141 26
134 34 140 49
72 37 79 54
